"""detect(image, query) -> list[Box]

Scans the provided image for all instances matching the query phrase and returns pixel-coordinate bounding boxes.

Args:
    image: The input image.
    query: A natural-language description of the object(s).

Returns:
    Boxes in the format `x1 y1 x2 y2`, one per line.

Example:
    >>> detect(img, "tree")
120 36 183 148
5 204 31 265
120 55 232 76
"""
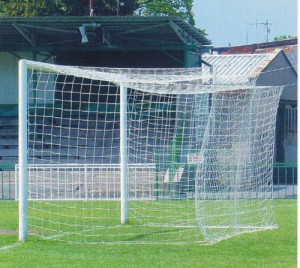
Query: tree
0 0 56 16
60 0 139 16
273 35 297 41
137 0 195 26
136 0 207 35
0 0 195 22
0 0 206 34
0 0 139 17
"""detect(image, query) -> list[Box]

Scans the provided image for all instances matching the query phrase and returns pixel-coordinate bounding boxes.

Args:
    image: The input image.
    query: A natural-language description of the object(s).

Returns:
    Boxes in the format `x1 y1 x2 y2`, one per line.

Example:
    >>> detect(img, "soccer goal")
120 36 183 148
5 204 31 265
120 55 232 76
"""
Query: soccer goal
18 59 282 244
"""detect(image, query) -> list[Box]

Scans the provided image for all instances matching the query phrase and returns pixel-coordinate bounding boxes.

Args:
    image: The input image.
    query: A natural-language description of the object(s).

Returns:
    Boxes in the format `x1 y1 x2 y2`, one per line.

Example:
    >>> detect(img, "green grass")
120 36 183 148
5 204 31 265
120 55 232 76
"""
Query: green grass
21 199 278 244
0 200 296 267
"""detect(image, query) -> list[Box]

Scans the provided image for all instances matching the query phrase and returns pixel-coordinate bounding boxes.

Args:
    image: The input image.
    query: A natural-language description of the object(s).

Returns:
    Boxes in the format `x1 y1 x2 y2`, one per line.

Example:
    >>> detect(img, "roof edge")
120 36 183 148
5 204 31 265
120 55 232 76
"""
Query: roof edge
249 49 282 79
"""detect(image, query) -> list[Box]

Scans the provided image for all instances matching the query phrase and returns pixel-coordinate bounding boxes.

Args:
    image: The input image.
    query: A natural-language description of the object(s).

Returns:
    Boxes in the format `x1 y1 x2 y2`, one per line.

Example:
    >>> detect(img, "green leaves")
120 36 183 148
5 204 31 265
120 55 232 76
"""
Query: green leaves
0 0 139 17
0 0 68 16
0 0 196 26
137 0 195 25
273 35 297 41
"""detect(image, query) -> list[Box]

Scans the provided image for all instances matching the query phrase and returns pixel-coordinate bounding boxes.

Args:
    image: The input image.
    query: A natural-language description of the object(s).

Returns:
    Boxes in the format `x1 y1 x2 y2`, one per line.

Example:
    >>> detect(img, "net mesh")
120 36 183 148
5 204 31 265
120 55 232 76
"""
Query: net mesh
19 60 282 244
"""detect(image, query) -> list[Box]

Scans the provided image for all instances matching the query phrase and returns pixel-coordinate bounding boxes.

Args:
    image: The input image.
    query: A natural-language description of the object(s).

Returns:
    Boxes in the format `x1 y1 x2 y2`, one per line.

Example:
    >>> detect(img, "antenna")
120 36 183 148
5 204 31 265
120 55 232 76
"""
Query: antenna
261 19 272 42
250 19 272 43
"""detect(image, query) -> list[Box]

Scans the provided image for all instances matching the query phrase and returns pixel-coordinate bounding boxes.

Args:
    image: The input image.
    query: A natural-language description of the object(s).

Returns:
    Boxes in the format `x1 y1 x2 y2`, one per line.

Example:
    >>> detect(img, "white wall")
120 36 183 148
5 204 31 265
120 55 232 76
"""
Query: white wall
0 52 54 105
256 51 298 164
0 52 19 104
256 51 297 101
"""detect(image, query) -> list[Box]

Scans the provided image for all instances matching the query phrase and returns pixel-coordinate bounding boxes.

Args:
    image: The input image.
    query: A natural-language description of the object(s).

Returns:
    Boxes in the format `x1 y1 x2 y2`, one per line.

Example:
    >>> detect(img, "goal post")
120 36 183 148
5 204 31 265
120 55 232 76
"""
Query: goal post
18 59 282 244
120 83 128 224
18 59 28 242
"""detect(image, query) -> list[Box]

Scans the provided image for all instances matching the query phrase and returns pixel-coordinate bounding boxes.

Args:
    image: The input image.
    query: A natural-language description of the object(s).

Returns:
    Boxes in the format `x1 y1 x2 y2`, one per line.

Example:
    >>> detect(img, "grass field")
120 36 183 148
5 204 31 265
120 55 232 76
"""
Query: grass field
0 199 296 267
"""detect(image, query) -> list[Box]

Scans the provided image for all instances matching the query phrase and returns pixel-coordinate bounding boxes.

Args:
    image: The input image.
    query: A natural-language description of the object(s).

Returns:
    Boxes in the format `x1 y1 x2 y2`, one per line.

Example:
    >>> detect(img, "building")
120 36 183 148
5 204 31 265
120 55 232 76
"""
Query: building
212 39 298 164
0 16 210 164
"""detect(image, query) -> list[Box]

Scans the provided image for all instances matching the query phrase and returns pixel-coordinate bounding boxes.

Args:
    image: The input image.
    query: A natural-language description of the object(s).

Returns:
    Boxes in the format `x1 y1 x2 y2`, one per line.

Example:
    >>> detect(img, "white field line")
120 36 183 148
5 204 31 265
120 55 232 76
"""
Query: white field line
0 242 21 251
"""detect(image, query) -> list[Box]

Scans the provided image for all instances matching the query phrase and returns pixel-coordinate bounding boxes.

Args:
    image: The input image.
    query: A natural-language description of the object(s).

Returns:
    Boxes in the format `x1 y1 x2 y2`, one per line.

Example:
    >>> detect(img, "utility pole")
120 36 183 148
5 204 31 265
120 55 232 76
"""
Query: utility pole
89 0 94 16
117 0 120 16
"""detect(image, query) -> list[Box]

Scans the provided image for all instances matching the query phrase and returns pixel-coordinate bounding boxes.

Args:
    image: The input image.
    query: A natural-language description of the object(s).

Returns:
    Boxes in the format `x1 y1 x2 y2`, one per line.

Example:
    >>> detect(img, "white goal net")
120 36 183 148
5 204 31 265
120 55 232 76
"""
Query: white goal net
18 59 282 244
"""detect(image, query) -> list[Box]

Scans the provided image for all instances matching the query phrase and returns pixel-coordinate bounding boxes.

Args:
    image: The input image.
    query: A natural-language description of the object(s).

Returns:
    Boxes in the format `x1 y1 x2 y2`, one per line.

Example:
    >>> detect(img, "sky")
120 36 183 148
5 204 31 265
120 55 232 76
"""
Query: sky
193 0 298 47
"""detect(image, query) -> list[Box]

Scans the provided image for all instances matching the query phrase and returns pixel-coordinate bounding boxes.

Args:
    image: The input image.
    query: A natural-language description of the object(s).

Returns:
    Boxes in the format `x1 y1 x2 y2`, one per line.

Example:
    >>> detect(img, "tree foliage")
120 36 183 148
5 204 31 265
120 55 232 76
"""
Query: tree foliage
137 0 195 25
273 35 297 41
0 0 55 16
0 0 139 17
0 0 196 26
0 0 207 35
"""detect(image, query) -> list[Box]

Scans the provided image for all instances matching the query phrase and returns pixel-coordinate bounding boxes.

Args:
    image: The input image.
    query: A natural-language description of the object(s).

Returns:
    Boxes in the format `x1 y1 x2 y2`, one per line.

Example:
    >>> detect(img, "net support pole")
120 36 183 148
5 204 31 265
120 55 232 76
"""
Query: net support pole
18 59 28 242
120 83 128 224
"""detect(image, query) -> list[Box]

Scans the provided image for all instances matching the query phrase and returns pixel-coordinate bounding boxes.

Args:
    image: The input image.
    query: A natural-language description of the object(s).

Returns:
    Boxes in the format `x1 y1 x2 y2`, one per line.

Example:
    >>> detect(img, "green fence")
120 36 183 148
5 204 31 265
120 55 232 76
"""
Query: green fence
273 162 297 199
0 163 297 200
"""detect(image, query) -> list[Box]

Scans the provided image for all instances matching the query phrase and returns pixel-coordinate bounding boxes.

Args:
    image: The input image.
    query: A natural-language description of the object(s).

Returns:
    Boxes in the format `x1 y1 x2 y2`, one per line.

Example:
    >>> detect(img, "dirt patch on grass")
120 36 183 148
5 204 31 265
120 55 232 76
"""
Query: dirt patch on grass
0 229 17 235
0 229 39 235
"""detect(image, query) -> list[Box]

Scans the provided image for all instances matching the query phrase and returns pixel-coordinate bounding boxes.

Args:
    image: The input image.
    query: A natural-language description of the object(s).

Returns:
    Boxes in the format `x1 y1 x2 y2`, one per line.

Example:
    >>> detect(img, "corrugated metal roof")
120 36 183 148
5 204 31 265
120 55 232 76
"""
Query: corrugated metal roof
0 16 210 52
202 51 279 85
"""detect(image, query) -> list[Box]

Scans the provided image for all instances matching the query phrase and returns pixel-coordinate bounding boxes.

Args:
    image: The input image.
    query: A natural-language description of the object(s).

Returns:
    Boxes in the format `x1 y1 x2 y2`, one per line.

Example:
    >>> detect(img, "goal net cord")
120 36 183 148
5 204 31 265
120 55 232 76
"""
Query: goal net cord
24 60 271 93
18 60 282 244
